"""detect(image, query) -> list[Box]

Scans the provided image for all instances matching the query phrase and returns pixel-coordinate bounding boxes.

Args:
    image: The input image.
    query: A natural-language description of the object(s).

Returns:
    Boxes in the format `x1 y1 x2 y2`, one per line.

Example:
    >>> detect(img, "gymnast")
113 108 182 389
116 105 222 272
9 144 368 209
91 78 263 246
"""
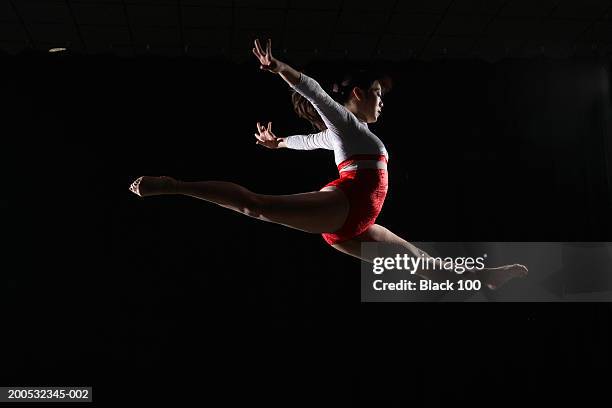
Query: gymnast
129 38 527 290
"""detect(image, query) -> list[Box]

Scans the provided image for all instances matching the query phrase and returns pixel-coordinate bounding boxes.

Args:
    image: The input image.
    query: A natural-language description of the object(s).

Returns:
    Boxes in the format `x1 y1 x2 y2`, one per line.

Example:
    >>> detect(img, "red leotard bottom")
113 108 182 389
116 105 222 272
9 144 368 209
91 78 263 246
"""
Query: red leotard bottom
320 155 388 246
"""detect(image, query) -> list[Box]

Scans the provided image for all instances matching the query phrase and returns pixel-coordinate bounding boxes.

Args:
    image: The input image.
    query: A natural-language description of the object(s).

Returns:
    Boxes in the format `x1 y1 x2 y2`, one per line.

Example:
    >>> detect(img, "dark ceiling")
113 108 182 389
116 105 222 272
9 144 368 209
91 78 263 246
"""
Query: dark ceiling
1 0 611 62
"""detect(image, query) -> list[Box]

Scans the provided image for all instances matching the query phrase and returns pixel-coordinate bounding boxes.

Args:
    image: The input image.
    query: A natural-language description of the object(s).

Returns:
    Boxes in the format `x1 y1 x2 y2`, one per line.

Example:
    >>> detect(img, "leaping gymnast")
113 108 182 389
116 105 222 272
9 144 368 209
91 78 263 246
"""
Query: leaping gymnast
129 38 527 290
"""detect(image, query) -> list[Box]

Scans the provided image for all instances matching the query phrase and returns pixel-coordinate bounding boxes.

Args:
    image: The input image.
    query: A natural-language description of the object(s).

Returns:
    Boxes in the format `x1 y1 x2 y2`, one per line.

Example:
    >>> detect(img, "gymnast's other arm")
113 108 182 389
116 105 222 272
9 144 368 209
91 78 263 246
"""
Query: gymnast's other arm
254 121 334 151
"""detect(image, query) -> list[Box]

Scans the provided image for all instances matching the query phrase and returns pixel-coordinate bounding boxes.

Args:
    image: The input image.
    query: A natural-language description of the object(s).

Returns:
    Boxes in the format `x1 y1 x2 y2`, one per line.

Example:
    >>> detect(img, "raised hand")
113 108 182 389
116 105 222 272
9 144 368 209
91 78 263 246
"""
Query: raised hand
252 38 281 73
254 121 282 149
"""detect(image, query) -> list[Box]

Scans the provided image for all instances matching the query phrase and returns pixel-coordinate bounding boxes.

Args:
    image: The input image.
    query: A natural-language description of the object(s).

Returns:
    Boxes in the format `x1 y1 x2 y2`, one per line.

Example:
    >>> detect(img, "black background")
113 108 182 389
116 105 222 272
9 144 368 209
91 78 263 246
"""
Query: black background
2 50 611 405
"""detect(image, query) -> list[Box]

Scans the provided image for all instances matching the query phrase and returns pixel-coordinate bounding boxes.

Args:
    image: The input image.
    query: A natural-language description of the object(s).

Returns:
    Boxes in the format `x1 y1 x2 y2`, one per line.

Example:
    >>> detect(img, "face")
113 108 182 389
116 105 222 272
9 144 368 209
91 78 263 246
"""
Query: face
357 80 384 123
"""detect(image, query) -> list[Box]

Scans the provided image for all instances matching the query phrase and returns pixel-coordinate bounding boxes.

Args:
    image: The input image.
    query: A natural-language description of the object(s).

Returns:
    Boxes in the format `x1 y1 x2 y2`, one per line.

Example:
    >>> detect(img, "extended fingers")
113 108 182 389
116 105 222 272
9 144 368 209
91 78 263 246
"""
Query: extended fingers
254 38 265 56
256 122 273 140
256 122 265 134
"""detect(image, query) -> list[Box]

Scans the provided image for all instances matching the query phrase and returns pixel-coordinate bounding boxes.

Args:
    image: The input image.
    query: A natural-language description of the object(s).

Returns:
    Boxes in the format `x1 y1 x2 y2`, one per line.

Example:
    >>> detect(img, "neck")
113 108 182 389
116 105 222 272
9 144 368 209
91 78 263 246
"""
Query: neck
345 102 367 123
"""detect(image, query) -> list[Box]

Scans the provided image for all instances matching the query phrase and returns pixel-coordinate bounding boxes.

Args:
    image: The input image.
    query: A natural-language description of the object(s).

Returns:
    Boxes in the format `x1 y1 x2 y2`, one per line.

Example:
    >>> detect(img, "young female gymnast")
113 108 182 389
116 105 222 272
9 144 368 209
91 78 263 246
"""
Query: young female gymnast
129 38 527 290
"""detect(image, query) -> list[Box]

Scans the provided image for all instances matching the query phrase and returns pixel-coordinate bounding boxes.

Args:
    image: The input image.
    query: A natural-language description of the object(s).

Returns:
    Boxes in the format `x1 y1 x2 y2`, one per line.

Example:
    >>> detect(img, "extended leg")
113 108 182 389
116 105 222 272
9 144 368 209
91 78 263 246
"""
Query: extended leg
129 176 349 234
332 224 528 290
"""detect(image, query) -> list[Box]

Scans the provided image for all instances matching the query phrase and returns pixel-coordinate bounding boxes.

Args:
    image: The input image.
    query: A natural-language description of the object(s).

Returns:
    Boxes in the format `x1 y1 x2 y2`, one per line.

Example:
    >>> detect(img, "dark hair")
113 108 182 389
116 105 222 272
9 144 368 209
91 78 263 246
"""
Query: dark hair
291 68 392 131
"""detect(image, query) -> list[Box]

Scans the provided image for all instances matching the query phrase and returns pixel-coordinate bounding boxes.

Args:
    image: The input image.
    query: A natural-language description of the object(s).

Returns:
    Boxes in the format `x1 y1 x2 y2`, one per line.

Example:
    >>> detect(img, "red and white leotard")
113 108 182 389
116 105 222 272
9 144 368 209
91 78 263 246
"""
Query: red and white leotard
286 73 389 245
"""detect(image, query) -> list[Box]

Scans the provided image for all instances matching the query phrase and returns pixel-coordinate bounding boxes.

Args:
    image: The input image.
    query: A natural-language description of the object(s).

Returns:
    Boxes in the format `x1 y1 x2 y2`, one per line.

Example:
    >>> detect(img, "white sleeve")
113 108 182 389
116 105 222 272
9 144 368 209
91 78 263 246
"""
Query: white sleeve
290 73 354 134
284 129 335 151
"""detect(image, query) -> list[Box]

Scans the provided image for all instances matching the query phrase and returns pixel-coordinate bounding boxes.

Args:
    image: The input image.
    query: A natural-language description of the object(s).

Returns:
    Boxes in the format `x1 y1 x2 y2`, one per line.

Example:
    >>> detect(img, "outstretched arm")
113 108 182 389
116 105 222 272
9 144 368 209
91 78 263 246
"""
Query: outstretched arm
283 129 334 151
252 38 353 134
253 122 334 151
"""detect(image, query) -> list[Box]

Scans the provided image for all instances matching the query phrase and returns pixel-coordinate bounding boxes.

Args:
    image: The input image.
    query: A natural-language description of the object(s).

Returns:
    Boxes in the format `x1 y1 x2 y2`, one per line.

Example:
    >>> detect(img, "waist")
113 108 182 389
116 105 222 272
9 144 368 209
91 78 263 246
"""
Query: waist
337 154 388 173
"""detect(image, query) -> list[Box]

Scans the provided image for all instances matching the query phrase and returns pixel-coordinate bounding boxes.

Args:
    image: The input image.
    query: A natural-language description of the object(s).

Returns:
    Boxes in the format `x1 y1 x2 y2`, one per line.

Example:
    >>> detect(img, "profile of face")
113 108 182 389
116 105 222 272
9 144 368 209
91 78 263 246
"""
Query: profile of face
350 80 384 124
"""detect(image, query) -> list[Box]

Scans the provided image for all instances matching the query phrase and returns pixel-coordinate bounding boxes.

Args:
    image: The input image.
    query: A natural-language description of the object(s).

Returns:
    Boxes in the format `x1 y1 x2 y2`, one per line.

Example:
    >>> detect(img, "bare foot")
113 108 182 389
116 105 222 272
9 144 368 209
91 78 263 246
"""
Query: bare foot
474 264 528 290
129 176 178 197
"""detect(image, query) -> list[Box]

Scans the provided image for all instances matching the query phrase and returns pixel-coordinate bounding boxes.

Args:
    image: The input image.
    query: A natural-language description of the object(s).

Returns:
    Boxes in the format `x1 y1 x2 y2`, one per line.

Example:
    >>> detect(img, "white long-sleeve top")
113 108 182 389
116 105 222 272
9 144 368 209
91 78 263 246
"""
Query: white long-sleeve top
285 73 388 167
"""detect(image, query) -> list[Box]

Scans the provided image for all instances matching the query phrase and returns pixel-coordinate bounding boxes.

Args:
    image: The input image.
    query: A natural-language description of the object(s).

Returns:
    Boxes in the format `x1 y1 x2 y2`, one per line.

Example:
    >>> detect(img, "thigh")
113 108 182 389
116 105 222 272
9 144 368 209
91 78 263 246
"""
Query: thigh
257 187 349 234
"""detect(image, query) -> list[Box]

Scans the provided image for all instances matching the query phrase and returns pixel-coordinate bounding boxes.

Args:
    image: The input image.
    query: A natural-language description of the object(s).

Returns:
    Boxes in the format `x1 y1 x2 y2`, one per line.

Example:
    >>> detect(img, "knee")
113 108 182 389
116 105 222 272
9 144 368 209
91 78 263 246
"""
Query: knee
242 194 267 219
